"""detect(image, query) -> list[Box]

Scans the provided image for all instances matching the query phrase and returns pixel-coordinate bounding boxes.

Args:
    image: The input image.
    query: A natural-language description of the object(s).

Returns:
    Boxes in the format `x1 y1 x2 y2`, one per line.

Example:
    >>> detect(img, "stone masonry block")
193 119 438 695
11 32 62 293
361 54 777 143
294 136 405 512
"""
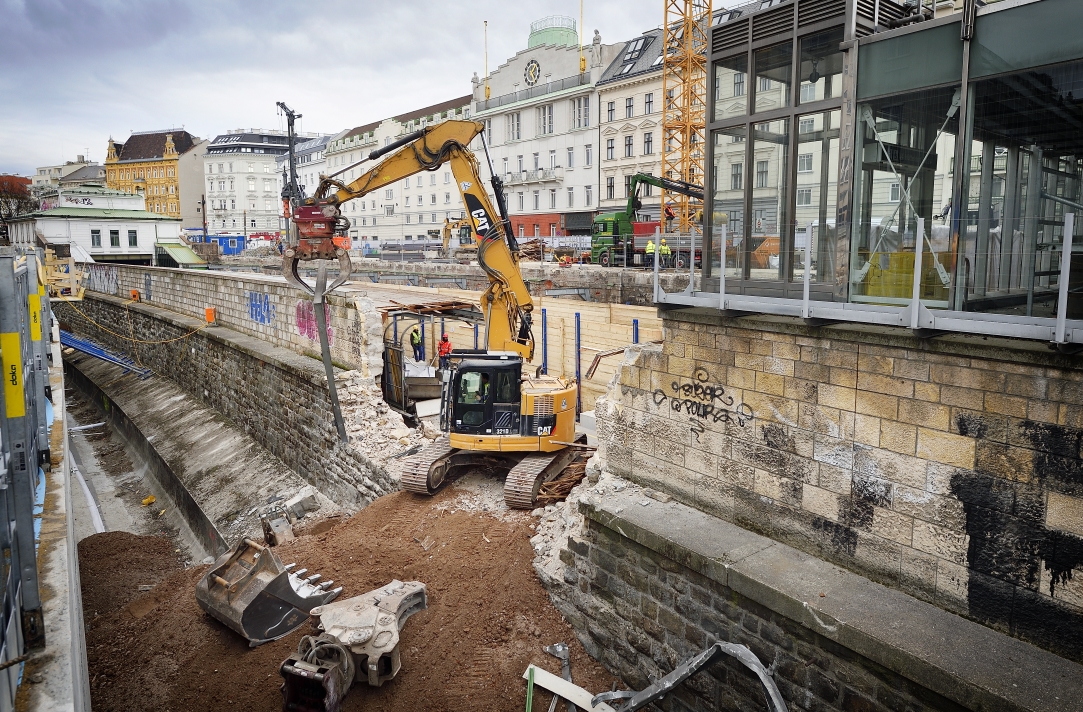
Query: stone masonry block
897 398 950 432
878 420 917 456
857 372 914 399
931 363 1005 392
858 353 894 376
916 428 976 470
819 384 857 412
829 367 858 389
1046 490 1083 537
985 392 1028 419
855 391 898 420
939 385 985 411
803 483 842 521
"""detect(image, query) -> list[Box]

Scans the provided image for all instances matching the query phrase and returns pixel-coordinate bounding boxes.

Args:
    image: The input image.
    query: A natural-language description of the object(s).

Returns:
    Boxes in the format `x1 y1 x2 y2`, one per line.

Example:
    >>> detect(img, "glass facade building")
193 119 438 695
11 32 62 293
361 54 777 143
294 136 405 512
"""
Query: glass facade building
663 0 1083 346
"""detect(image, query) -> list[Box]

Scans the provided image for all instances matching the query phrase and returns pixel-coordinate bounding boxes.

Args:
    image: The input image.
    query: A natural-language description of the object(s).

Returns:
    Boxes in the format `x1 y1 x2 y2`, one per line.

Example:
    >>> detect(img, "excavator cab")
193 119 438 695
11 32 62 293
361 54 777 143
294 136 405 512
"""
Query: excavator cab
451 357 522 436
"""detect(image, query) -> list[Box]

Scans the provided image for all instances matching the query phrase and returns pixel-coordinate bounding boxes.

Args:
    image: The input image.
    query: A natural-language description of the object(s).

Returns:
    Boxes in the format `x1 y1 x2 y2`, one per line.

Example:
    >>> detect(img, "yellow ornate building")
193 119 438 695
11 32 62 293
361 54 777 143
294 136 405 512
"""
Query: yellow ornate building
105 130 196 218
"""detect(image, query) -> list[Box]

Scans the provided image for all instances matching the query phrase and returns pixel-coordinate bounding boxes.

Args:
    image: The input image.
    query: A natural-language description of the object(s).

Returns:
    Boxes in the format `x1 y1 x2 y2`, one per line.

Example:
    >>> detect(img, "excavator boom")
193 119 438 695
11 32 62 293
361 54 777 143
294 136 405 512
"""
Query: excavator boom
304 120 534 359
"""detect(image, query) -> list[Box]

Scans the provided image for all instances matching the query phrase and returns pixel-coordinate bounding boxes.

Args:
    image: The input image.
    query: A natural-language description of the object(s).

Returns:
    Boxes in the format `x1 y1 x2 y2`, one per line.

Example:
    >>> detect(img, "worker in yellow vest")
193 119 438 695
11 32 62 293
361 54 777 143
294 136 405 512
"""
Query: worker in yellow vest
658 238 672 268
645 238 656 269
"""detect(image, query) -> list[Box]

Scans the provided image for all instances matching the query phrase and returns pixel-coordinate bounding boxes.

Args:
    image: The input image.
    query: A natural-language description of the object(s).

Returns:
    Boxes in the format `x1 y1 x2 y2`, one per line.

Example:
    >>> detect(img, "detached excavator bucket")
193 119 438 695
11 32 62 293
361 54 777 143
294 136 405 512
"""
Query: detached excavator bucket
195 537 342 647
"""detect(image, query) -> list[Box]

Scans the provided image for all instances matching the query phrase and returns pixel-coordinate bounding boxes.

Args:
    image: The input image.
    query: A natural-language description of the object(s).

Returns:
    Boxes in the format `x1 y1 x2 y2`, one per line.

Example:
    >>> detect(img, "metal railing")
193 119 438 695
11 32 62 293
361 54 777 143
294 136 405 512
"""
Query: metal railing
0 247 49 711
475 74 592 113
503 168 564 185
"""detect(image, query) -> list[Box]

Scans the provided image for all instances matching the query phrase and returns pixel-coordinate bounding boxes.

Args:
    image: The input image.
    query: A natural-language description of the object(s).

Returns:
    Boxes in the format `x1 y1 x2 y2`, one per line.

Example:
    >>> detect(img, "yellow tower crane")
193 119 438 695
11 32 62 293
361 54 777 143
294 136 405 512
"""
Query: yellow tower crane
661 0 711 235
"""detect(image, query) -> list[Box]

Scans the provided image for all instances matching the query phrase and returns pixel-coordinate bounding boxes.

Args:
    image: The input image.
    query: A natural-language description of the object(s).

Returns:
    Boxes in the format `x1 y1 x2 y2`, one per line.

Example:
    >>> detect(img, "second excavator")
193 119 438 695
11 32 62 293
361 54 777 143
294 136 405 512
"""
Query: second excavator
290 120 581 509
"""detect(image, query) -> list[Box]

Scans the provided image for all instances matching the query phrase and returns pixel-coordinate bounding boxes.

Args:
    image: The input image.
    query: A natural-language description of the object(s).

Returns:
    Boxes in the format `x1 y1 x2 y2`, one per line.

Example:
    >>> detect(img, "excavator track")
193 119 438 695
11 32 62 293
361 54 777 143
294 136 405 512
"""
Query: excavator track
503 437 586 510
399 437 455 495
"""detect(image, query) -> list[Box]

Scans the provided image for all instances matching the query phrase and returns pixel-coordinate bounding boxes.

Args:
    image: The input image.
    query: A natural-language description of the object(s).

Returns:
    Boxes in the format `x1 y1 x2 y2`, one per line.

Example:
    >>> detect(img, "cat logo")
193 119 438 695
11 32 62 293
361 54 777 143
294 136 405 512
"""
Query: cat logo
460 181 472 191
561 398 567 409
463 194 492 235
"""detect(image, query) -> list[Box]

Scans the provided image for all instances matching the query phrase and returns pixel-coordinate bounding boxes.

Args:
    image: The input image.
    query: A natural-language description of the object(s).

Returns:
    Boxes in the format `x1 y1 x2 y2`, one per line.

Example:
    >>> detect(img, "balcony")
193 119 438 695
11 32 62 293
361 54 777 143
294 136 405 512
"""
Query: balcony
503 168 564 186
475 74 591 113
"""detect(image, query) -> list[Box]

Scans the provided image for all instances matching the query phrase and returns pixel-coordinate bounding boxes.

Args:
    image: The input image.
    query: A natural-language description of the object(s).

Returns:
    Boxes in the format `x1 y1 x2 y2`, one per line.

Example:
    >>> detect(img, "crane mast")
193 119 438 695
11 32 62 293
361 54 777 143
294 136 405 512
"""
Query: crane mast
661 0 711 235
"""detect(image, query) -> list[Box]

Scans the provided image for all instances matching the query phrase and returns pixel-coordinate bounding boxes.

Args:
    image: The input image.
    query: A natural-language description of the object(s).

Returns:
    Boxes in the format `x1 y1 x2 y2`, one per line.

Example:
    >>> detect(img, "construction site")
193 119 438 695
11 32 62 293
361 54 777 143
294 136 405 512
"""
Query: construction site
5 1 1083 711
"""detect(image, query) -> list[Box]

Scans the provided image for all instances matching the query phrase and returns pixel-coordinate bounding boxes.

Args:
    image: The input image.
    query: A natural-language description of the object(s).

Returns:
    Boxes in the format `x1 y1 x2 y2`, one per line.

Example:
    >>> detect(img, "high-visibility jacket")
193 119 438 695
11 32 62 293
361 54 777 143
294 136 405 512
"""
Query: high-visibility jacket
645 240 656 254
438 338 452 357
409 329 421 346
658 243 672 256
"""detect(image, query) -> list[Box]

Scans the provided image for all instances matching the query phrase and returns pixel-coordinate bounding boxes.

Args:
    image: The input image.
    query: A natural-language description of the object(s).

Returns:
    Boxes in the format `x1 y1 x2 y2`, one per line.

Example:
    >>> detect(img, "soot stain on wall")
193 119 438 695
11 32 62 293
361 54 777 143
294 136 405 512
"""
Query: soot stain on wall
950 418 1083 660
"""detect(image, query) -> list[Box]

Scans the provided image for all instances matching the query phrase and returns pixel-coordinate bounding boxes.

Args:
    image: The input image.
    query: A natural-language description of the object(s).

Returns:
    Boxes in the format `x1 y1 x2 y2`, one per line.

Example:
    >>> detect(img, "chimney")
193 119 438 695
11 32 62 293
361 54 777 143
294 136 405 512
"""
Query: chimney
77 154 85 163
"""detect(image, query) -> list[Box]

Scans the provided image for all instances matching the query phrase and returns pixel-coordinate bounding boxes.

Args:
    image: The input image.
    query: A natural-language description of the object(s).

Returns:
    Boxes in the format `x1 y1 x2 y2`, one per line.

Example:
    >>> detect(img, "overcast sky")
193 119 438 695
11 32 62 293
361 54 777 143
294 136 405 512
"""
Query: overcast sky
0 0 669 176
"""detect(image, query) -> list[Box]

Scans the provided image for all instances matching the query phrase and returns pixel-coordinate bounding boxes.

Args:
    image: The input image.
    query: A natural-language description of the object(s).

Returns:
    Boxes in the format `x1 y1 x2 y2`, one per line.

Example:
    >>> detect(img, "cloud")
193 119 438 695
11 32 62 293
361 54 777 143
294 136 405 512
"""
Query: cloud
0 0 664 175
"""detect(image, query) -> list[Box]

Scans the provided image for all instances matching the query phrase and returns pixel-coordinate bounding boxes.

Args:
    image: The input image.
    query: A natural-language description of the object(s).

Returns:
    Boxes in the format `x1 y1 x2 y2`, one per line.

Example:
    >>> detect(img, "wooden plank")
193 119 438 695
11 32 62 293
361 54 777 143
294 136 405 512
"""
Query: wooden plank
520 665 617 712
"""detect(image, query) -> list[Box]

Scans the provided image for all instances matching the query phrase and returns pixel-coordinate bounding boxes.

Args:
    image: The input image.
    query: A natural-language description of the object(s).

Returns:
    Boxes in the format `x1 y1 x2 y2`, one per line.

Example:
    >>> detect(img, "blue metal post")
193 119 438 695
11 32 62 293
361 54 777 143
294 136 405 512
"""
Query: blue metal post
473 323 479 349
393 315 398 344
440 317 445 338
632 318 639 344
541 308 548 374
574 311 581 417
420 318 425 362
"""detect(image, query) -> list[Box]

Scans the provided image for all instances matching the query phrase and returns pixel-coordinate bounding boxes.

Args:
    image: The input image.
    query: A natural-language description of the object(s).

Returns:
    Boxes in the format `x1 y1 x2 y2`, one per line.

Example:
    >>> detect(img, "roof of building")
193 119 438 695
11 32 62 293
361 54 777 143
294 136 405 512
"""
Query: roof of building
47 185 132 197
598 28 664 86
11 207 180 222
58 165 106 184
394 95 472 124
115 130 196 162
341 121 382 142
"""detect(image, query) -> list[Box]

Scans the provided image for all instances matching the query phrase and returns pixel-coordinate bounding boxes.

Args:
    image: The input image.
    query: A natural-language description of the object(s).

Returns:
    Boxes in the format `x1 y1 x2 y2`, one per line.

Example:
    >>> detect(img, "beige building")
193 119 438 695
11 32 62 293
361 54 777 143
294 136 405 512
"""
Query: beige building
597 28 665 221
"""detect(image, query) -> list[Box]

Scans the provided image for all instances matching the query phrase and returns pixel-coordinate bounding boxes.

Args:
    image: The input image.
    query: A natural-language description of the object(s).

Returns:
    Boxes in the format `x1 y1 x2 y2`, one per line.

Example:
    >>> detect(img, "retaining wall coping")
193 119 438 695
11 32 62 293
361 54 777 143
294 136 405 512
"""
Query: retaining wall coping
86 292 336 387
579 489 1083 712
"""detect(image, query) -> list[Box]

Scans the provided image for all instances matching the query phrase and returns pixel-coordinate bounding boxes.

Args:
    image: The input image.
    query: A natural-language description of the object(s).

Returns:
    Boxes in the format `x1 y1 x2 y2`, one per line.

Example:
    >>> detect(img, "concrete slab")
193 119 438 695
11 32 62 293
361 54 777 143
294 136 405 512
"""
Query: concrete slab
580 488 1083 712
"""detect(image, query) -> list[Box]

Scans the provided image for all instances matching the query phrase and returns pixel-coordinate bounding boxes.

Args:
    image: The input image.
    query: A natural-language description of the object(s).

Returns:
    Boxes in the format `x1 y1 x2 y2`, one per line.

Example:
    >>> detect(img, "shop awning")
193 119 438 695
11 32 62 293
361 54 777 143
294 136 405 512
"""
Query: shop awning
160 243 207 268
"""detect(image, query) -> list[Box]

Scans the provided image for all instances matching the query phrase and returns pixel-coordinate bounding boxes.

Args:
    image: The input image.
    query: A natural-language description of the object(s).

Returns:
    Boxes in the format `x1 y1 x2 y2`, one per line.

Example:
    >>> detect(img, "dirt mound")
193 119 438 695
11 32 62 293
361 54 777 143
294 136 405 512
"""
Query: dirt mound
78 531 184 619
84 483 616 711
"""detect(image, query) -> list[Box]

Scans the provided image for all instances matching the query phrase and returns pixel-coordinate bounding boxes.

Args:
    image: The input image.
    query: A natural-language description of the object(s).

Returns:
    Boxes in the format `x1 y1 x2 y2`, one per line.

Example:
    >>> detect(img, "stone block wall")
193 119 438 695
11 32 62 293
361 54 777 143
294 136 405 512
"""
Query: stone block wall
55 295 393 509
83 263 383 377
556 517 964 712
595 309 1083 662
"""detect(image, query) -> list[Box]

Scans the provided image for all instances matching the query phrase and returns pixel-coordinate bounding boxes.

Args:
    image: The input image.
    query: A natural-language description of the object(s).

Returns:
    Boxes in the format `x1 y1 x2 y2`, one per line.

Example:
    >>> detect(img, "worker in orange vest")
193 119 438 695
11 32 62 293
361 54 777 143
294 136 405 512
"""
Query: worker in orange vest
438 333 453 370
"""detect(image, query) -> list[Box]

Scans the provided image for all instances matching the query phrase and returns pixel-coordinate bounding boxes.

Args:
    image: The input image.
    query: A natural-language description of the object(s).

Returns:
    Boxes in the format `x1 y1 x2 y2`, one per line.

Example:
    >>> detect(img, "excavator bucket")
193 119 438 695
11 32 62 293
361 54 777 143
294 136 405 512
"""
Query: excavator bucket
195 537 342 647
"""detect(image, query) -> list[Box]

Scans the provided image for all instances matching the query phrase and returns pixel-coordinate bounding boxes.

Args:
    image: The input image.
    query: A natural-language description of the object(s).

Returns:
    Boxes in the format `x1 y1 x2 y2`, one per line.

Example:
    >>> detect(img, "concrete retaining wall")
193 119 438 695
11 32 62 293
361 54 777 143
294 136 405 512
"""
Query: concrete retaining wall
54 295 392 510
82 263 383 377
594 309 1083 663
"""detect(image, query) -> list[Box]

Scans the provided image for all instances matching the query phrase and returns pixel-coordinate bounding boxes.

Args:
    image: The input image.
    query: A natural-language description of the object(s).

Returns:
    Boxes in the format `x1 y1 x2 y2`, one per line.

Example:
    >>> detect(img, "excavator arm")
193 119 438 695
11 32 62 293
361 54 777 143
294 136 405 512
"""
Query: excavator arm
625 173 704 218
299 120 535 359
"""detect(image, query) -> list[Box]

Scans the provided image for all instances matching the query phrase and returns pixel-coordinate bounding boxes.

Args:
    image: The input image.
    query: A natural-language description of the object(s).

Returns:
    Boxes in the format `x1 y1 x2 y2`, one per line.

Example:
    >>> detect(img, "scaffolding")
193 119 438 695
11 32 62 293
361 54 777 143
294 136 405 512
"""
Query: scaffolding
661 0 711 235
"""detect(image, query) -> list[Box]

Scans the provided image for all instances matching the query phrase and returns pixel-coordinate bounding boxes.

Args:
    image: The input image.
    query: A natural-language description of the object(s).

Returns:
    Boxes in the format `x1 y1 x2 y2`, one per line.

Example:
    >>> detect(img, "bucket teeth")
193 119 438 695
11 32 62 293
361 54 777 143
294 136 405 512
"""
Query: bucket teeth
318 580 334 590
306 573 322 584
295 568 308 577
283 563 296 571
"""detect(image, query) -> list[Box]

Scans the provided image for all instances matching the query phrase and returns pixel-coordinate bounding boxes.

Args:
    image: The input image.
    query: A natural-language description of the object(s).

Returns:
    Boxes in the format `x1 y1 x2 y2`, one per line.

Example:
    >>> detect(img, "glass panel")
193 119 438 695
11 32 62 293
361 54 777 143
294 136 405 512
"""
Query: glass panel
798 27 844 105
961 59 1083 318
754 42 792 112
971 0 1083 80
712 126 747 280
849 86 959 307
751 117 790 280
793 110 841 285
857 23 963 100
714 55 748 121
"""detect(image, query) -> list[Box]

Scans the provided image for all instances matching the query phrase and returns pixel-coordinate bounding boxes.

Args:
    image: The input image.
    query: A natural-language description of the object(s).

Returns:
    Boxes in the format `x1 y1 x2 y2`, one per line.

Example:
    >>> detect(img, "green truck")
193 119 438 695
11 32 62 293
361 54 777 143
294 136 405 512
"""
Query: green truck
590 173 704 267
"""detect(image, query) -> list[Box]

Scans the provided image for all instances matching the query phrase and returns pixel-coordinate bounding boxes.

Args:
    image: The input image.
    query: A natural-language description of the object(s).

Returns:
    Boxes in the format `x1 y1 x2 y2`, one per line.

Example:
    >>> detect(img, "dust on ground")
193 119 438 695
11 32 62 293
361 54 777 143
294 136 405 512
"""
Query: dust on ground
81 476 617 711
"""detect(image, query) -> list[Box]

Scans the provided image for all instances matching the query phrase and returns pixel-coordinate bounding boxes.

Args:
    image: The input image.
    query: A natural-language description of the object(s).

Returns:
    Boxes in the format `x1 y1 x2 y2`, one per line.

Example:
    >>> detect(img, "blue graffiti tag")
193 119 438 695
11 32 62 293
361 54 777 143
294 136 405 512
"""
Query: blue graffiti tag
248 292 277 325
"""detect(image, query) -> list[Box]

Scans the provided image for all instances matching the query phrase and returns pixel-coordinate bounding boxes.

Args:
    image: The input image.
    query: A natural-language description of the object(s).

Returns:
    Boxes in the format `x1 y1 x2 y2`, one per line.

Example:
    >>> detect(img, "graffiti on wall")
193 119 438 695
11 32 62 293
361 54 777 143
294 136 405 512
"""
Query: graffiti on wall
295 300 333 345
653 367 753 438
248 292 276 325
86 264 118 295
143 273 153 302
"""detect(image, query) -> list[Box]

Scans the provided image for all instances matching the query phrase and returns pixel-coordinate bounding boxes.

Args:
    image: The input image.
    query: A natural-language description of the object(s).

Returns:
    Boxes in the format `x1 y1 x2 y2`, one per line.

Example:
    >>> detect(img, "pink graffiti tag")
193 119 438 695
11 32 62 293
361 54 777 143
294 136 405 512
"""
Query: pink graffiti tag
295 300 333 345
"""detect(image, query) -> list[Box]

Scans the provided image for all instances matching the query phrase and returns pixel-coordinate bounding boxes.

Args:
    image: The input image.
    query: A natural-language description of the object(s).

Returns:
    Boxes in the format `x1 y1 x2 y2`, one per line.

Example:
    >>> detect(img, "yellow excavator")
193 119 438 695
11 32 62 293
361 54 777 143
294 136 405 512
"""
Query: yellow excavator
441 216 476 259
292 120 580 508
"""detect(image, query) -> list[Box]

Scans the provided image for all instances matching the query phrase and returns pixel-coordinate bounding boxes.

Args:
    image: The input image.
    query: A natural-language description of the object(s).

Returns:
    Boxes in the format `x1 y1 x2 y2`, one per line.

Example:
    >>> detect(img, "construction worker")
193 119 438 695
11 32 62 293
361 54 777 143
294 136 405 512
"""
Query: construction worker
645 238 656 269
409 325 423 362
658 238 672 268
438 333 453 370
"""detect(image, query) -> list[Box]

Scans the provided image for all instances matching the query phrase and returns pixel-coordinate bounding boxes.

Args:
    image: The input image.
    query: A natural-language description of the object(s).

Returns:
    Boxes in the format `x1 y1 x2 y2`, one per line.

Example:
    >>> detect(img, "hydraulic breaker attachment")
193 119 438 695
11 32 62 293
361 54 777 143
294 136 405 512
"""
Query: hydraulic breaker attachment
195 537 341 647
280 580 427 712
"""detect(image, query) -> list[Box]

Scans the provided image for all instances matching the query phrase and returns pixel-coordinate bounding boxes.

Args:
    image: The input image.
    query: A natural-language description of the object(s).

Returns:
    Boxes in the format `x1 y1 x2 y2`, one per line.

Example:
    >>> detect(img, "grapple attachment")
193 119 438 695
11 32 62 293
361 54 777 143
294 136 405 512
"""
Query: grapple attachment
195 537 341 647
280 580 427 712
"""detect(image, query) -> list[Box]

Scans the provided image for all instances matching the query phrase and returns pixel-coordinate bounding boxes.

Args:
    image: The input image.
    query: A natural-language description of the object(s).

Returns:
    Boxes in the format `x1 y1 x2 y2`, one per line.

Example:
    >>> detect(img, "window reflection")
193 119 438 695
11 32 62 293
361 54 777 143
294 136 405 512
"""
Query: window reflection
714 55 748 121
850 86 959 307
754 42 792 111
798 27 844 105
751 118 790 279
712 127 747 279
794 110 841 284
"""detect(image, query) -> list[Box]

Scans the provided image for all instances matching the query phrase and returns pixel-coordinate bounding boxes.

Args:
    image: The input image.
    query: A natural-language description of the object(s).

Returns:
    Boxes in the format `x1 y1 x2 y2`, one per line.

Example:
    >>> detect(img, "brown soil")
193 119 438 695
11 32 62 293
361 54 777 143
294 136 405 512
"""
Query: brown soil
78 531 185 619
83 487 617 711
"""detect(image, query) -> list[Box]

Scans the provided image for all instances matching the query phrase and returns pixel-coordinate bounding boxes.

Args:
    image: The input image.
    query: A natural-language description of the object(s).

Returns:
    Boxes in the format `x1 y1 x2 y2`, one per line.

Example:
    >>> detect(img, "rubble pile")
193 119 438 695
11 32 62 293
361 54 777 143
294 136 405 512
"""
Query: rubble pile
338 371 436 469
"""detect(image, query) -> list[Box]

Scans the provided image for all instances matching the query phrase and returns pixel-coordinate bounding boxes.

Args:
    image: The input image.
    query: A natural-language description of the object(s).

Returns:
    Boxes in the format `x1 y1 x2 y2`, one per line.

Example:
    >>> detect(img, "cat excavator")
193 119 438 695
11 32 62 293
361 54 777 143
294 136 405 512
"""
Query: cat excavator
289 120 580 508
441 216 476 258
